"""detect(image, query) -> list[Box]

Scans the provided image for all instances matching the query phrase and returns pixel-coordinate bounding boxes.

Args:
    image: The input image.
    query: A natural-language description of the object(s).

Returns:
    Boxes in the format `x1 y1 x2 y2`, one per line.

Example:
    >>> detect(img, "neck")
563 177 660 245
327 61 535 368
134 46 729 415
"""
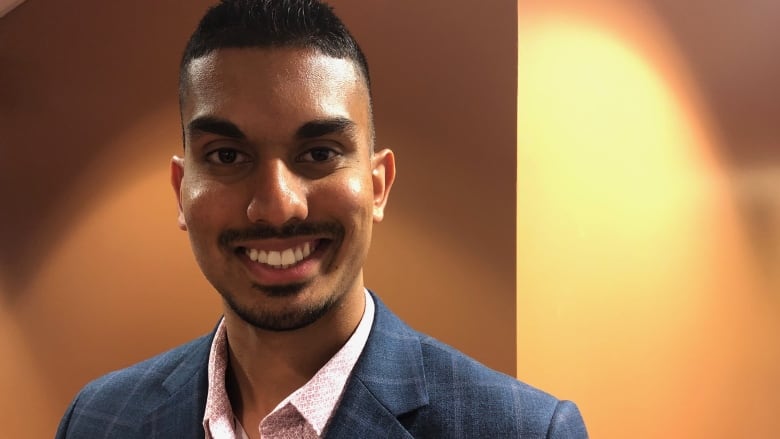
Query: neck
224 286 366 424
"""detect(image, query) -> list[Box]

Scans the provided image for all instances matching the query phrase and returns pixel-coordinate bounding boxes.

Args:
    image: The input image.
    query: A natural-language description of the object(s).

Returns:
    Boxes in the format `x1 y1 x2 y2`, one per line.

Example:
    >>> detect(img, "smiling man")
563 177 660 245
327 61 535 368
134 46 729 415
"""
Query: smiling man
55 1 587 438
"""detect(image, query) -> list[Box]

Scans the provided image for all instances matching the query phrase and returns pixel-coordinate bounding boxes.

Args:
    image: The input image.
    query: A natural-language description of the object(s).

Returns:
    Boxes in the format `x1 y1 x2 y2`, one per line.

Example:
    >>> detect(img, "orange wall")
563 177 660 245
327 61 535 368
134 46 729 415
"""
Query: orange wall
0 1 516 437
517 0 780 437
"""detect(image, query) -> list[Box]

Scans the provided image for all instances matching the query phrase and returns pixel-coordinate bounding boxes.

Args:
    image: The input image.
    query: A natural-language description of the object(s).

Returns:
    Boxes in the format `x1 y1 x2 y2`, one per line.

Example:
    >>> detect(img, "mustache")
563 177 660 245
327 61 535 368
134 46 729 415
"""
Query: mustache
218 221 344 247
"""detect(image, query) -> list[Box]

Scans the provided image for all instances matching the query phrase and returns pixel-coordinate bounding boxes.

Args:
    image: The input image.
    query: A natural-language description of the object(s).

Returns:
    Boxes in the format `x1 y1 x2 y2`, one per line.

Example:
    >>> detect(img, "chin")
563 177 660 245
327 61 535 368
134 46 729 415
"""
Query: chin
220 284 339 331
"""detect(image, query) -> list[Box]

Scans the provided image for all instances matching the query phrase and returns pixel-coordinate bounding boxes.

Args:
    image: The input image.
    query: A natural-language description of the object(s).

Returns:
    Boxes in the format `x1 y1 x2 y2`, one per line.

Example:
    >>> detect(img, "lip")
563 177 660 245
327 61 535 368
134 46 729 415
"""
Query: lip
234 238 331 286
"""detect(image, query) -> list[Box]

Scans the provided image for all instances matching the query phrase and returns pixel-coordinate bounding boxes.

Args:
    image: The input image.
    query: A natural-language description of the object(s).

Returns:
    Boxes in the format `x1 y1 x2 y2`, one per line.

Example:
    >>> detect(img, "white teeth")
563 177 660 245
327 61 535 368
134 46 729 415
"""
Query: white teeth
245 241 316 268
281 249 295 265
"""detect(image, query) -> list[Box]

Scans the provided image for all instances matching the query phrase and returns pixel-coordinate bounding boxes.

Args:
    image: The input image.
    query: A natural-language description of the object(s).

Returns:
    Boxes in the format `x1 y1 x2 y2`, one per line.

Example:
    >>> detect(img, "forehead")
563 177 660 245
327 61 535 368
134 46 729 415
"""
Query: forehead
181 47 370 139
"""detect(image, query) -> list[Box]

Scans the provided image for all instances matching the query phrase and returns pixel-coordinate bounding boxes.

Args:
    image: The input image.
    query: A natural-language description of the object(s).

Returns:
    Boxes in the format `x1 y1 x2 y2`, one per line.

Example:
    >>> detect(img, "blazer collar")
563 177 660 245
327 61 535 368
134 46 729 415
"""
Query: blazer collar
325 291 429 438
144 332 213 438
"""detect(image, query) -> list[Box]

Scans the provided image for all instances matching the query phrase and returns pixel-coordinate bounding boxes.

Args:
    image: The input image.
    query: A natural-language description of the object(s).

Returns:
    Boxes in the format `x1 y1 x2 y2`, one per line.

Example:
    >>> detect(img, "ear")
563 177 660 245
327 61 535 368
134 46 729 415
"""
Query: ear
170 155 188 231
370 148 396 222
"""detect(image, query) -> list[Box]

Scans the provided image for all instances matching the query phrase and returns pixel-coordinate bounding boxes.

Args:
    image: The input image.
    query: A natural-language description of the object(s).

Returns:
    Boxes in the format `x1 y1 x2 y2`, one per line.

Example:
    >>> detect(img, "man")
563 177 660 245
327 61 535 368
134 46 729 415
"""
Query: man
56 0 587 437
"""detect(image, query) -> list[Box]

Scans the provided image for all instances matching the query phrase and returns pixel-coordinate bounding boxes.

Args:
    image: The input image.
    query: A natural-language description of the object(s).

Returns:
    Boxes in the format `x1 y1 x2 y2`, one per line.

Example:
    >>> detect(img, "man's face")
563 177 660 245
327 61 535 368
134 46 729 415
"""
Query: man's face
173 47 394 331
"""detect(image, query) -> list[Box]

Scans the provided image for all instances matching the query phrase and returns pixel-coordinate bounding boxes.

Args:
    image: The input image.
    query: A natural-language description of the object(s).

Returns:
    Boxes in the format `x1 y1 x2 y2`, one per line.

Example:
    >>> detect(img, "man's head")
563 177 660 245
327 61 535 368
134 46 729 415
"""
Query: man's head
179 0 372 140
172 0 395 332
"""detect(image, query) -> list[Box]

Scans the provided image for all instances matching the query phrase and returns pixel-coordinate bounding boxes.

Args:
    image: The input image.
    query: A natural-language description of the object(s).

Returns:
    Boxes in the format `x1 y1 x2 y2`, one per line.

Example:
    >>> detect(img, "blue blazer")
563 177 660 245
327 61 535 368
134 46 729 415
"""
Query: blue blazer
56 293 588 438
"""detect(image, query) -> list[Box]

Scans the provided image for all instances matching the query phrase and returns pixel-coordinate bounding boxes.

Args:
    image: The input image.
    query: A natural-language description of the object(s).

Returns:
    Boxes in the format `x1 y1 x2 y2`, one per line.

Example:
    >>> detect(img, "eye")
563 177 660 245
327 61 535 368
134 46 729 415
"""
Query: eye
206 148 250 165
298 147 339 163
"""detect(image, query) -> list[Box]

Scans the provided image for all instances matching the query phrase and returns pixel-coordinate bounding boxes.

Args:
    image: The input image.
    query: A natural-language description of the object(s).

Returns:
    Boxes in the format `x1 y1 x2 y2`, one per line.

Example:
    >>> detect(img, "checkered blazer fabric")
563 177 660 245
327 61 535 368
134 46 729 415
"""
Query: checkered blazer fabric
55 291 588 438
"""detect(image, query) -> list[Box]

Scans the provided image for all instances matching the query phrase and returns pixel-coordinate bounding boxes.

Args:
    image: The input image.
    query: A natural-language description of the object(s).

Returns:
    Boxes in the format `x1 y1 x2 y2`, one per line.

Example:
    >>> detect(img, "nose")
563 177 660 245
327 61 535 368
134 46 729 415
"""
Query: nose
246 159 308 226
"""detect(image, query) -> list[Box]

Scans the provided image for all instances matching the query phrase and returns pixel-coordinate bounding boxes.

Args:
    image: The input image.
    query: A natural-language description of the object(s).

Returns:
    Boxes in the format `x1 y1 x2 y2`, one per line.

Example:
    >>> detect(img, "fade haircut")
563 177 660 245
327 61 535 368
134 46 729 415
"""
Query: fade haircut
179 0 371 101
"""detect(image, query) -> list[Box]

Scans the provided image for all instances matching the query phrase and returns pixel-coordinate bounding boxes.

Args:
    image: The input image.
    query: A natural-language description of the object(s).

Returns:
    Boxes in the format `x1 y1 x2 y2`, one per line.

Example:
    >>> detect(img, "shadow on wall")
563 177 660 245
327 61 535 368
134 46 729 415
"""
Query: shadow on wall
647 0 780 287
648 0 780 165
734 165 780 290
0 0 212 297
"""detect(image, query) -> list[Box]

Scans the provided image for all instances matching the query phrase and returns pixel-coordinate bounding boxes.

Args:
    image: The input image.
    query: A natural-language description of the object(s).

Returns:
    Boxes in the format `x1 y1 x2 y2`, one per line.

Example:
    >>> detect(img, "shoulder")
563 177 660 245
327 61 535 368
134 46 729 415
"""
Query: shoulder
78 333 210 406
366 294 587 437
414 333 587 437
56 333 212 438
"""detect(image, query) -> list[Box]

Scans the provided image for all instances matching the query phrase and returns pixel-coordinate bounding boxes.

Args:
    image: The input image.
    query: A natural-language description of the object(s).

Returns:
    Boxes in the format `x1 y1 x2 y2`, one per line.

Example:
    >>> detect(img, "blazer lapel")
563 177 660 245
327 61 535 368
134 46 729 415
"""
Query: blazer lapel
142 332 213 438
326 292 428 438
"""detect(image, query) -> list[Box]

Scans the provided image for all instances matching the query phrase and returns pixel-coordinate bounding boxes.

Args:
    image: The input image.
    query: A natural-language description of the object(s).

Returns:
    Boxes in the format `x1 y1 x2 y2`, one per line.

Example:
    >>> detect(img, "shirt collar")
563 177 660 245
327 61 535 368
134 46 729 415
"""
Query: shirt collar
203 289 375 438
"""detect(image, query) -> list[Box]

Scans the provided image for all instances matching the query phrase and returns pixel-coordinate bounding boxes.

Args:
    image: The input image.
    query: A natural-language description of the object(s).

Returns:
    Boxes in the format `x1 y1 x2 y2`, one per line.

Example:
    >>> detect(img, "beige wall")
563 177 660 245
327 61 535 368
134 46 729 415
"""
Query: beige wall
0 1 517 437
518 0 780 437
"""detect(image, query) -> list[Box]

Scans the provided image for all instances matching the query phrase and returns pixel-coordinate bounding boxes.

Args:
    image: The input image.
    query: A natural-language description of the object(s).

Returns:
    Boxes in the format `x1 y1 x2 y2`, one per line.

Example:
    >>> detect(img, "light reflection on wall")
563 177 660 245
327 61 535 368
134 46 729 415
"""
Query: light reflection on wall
517 3 779 438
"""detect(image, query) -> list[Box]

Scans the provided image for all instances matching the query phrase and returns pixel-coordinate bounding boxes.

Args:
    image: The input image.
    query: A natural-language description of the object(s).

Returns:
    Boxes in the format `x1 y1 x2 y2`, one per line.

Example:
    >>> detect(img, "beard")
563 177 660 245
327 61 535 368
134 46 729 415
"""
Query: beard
218 282 341 331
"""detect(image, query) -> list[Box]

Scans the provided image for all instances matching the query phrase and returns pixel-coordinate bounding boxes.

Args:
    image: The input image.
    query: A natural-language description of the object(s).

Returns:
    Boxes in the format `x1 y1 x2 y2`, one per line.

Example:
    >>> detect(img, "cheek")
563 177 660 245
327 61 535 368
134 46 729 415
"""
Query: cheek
181 178 240 232
309 174 372 223
340 175 373 216
182 183 208 214
347 176 363 197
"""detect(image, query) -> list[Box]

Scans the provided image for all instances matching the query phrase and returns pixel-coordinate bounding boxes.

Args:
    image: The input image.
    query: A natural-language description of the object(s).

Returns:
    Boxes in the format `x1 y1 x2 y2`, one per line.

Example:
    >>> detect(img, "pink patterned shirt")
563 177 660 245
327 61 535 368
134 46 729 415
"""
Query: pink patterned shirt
202 289 375 439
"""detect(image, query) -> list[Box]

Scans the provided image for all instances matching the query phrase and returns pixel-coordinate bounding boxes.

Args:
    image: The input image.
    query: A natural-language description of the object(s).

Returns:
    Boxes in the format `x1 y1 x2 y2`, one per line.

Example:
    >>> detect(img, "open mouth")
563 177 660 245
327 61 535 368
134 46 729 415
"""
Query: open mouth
240 239 324 269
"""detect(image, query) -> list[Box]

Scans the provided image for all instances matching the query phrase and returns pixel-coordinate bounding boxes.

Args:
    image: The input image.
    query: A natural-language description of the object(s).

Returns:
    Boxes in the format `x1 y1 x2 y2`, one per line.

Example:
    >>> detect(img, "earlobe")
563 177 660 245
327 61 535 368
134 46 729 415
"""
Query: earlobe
170 156 188 231
371 148 396 222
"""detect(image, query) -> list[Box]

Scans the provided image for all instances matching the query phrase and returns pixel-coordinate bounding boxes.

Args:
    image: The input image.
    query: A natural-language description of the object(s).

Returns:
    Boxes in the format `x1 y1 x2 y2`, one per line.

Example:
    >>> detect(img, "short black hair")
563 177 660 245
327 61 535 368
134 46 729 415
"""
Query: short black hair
179 0 370 99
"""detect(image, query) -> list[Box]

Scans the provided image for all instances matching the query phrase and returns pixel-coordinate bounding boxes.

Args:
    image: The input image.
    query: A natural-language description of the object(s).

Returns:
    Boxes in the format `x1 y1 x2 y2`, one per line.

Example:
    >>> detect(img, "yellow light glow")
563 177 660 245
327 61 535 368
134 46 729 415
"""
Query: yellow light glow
517 10 771 438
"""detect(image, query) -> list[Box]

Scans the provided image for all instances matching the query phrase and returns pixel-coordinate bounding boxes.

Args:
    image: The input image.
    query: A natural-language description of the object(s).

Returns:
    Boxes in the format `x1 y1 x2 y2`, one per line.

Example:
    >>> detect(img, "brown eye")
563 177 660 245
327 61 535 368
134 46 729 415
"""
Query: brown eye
206 148 249 165
299 147 338 163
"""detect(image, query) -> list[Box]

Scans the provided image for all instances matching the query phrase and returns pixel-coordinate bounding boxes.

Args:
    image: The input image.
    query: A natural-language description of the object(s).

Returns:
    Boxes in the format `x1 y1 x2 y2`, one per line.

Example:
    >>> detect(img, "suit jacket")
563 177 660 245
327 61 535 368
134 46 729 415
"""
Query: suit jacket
56 292 588 438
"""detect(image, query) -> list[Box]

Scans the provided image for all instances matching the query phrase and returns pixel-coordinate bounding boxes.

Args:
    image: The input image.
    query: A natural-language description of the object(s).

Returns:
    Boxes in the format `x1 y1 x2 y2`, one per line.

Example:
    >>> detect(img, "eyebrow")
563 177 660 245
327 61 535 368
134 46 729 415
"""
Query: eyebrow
187 116 246 140
295 117 357 140
185 115 357 143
